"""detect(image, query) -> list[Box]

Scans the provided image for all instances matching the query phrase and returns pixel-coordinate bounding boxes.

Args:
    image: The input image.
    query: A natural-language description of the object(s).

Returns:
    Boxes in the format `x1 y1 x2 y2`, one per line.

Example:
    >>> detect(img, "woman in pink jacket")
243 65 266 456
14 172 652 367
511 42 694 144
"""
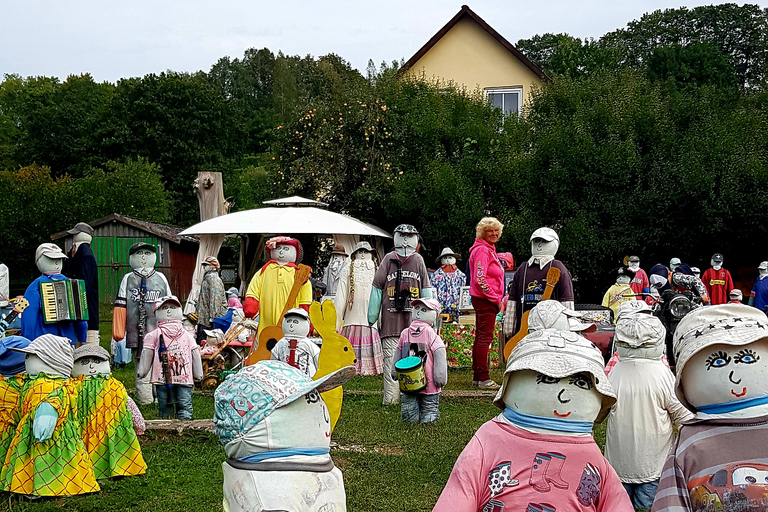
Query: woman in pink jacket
468 217 505 389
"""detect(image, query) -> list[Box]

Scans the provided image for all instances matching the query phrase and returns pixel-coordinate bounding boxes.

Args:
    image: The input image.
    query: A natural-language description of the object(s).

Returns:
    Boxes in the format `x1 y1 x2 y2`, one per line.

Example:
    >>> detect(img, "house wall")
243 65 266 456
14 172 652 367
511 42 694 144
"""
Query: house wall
401 17 544 104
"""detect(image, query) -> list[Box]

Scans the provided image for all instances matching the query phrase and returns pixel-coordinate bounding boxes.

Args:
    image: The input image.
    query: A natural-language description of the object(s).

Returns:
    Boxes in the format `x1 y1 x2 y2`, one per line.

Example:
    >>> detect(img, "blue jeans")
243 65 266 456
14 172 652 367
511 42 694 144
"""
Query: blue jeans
622 480 659 510
401 393 440 423
156 384 193 420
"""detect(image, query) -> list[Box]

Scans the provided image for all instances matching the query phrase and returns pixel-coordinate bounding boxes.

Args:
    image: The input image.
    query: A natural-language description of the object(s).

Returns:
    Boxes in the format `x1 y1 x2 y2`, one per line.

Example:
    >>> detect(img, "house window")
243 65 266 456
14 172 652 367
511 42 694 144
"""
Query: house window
485 87 523 115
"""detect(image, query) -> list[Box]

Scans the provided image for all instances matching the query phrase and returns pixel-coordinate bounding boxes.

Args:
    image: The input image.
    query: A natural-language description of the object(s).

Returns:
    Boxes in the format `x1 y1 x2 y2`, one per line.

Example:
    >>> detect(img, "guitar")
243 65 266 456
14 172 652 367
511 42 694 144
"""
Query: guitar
503 266 561 359
245 264 312 366
0 299 30 339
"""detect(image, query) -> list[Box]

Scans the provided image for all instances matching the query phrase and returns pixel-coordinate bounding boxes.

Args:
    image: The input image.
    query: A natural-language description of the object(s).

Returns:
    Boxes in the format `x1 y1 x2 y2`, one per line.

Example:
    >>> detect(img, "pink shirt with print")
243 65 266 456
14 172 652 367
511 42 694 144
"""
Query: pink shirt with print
143 327 200 387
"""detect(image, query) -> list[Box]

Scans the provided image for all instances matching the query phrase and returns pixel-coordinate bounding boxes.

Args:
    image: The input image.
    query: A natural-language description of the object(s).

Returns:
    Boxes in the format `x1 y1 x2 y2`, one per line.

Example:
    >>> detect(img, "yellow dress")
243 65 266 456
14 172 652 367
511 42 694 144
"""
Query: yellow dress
75 374 146 480
0 374 99 496
0 374 24 489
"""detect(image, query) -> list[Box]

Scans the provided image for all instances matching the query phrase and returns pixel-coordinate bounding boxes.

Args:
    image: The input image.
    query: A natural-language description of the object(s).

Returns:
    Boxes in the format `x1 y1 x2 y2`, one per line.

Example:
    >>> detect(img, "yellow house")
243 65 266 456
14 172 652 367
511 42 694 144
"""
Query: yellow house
399 5 548 115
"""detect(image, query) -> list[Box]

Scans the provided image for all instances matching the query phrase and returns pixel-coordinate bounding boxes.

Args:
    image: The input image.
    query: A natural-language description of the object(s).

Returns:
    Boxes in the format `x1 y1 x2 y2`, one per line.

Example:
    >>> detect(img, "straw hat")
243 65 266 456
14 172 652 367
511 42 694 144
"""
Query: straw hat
673 303 768 410
493 329 616 423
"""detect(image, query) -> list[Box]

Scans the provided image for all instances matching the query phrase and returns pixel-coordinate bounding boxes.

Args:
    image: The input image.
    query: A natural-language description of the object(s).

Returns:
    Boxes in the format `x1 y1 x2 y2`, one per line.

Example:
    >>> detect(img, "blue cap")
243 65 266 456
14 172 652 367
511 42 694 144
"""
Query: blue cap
0 336 32 376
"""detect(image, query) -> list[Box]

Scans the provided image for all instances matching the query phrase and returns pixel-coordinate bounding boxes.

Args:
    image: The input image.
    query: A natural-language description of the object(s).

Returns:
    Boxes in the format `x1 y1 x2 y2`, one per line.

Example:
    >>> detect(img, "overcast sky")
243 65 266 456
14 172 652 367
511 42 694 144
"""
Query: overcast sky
2 1 765 84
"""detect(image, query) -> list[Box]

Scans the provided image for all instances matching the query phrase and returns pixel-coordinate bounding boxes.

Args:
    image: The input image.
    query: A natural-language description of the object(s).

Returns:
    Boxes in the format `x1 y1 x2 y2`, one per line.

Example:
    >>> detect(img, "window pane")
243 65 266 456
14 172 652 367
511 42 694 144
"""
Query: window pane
489 93 503 109
503 93 519 114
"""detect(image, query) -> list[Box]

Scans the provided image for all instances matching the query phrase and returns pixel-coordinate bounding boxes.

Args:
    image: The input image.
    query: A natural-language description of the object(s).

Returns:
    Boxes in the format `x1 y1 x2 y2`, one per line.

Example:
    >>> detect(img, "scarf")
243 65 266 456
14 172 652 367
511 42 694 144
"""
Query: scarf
503 406 594 434
238 447 330 463
157 319 184 345
259 260 297 275
696 395 768 414
440 264 458 273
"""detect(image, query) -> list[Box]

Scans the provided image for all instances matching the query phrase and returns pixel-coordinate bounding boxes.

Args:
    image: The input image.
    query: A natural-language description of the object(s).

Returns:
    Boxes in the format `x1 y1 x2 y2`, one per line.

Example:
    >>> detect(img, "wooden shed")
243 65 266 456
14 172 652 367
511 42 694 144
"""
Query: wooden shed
51 214 199 305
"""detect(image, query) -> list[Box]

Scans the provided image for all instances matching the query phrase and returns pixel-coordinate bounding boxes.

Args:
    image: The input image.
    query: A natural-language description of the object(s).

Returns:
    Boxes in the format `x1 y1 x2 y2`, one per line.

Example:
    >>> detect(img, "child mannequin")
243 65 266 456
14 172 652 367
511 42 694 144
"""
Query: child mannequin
602 266 636 322
392 297 448 423
2 334 98 496
137 296 202 420
435 329 633 511
72 344 146 480
271 308 320 377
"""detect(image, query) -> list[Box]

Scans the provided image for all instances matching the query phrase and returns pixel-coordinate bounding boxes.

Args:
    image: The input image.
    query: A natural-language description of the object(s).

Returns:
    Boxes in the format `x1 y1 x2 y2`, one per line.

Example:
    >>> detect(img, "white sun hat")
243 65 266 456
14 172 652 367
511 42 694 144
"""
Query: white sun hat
527 300 590 333
615 314 665 348
616 300 652 321
493 328 616 423
673 303 768 410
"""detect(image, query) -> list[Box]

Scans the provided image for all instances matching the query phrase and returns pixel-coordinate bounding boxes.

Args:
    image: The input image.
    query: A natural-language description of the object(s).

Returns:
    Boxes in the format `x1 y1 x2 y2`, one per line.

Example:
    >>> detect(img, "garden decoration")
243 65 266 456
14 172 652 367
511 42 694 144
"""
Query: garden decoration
333 241 382 376
368 224 433 405
244 236 312 364
312 300 356 433
72 344 146 480
392 297 447 423
435 329 633 511
323 244 348 298
271 308 320 377
113 241 172 404
22 243 88 346
431 247 465 322
137 296 202 420
63 222 100 344
196 256 227 331
601 266 636 321
701 253 735 305
653 304 768 511
2 334 99 496
0 335 31 480
213 360 355 512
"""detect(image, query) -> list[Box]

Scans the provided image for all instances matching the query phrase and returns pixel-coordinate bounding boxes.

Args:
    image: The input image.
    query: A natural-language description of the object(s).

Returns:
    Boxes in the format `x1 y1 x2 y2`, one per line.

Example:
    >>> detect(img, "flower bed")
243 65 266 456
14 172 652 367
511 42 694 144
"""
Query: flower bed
442 323 500 368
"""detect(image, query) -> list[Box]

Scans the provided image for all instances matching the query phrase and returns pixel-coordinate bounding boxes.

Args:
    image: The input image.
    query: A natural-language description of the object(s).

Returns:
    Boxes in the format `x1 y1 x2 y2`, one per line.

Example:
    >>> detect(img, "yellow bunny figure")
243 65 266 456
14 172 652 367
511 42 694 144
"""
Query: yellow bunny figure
311 300 356 433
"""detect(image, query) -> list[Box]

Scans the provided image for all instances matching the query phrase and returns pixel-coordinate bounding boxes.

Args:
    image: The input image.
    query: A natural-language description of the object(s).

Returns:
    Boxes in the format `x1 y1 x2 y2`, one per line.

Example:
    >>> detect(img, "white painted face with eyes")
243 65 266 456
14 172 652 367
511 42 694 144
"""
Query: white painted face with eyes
531 238 558 258
157 303 183 321
25 353 58 378
37 255 64 274
129 249 156 274
616 274 631 285
72 356 111 377
262 389 332 448
271 244 297 266
628 261 640 271
355 251 373 262
681 339 768 409
282 314 310 338
440 256 456 265
394 233 418 257
503 369 603 423
411 303 437 326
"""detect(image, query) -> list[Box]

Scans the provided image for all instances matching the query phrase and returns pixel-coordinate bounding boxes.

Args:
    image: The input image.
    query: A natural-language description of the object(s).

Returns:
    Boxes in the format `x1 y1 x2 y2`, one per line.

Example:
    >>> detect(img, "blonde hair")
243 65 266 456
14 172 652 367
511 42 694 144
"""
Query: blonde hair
475 217 504 239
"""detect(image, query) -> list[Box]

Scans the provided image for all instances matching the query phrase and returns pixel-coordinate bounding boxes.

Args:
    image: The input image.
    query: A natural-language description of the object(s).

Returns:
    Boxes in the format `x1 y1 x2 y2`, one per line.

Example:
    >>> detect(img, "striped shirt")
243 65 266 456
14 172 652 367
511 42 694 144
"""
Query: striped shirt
651 414 768 511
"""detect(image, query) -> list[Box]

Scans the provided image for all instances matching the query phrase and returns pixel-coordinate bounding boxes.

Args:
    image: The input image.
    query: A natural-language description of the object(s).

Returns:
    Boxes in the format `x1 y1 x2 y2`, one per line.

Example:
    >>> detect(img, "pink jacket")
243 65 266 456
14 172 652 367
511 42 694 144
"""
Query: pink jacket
468 238 505 304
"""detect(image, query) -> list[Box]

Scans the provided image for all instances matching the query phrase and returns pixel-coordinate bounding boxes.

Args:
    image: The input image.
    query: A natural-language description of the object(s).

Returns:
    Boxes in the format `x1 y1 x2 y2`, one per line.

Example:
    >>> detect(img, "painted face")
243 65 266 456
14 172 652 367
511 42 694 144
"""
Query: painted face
263 389 332 448
271 244 297 266
681 339 768 409
628 261 640 271
712 258 723 270
616 341 665 360
484 229 501 244
393 232 418 257
355 251 373 261
616 274 631 285
531 238 557 257
441 256 456 265
25 353 58 378
503 369 603 423
157 303 183 321
37 255 64 274
72 356 111 377
411 303 437 325
129 249 157 272
282 314 311 338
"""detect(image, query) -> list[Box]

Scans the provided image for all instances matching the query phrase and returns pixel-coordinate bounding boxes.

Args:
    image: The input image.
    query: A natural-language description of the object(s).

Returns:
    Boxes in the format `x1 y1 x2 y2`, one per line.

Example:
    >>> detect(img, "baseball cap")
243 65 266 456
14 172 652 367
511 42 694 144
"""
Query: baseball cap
411 297 442 313
759 261 768 270
129 242 157 255
712 253 724 263
35 243 67 263
154 295 182 313
73 343 110 362
66 222 94 236
530 227 559 243
283 307 310 321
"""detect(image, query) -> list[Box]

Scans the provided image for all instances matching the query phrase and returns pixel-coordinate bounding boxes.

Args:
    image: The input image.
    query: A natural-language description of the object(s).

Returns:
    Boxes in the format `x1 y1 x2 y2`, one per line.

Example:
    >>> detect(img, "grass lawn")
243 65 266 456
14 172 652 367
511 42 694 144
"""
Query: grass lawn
0 327 610 512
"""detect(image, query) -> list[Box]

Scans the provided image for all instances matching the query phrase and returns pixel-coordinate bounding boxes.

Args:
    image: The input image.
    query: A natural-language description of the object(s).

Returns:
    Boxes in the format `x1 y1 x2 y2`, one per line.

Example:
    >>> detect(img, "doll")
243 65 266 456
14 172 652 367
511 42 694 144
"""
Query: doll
435 329 633 511
137 296 203 420
271 308 320 377
701 253 734 305
749 261 768 312
601 266 636 322
323 244 348 298
243 236 312 340
391 297 447 423
2 334 99 496
113 242 172 404
333 241 383 376
72 344 146 480
368 224 433 405
604 314 693 510
652 304 768 511
21 243 88 345
196 256 227 331
213 360 356 512
63 222 100 343
431 247 466 322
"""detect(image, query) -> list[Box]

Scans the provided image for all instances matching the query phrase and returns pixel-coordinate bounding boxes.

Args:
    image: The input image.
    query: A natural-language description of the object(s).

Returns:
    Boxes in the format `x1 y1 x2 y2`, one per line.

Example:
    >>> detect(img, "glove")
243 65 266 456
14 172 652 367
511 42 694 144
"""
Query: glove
496 311 504 323
33 402 58 442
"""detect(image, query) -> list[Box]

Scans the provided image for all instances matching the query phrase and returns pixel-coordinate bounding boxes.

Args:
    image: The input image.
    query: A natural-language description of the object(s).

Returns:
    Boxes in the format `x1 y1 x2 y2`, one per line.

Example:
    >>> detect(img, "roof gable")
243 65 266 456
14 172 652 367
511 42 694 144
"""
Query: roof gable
399 5 548 81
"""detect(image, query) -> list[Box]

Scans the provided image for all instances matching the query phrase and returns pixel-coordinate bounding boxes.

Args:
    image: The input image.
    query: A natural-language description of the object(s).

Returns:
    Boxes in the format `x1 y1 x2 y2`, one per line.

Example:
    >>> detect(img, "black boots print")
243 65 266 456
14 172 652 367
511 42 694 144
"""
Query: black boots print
530 452 569 492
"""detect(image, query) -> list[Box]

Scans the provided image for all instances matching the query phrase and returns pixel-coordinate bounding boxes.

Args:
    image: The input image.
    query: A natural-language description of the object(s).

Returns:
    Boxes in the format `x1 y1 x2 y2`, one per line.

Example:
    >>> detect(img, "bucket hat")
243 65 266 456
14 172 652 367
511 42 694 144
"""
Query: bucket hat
527 300 590 333
330 245 348 257
493 329 616 423
673 303 768 410
351 241 374 256
213 360 356 447
435 247 461 264
615 314 665 348
616 300 652 321
9 334 74 378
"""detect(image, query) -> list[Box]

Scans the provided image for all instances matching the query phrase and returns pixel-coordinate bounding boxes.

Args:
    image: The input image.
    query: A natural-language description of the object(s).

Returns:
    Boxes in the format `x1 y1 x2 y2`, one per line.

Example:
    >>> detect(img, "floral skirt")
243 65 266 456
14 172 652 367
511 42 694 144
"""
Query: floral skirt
341 325 383 376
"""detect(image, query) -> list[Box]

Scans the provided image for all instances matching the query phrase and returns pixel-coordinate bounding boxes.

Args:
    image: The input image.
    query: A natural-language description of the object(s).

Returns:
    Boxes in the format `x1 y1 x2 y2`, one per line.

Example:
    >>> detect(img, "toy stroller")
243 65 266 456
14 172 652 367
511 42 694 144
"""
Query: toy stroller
200 319 257 389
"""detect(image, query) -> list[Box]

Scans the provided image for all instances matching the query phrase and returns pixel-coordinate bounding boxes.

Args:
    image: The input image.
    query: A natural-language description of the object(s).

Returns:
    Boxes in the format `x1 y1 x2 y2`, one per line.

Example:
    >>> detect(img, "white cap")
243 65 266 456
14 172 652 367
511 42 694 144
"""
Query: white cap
530 227 559 243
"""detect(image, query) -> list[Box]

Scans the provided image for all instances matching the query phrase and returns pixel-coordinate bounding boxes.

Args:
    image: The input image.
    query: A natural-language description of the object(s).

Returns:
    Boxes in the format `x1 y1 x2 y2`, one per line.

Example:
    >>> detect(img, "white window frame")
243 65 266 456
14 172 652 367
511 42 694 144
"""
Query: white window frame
485 87 523 116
